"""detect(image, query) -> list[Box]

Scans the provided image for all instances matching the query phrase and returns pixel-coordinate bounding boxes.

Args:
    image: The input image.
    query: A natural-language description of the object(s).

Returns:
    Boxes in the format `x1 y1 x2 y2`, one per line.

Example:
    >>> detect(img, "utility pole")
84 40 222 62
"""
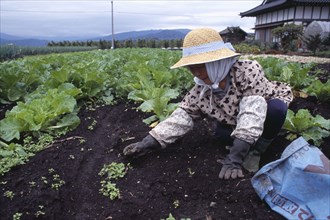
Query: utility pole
111 1 115 49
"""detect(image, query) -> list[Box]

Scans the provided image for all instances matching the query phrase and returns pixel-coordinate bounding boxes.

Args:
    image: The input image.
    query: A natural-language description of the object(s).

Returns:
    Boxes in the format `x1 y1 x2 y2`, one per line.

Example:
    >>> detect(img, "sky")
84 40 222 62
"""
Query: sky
0 0 262 39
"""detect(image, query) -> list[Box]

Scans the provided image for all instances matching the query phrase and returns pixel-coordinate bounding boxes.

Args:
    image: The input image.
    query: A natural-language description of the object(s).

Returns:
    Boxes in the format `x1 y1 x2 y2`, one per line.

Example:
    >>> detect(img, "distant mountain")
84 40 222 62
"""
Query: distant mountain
0 38 48 47
0 33 27 41
141 29 190 40
0 29 191 47
94 29 191 41
1 33 49 46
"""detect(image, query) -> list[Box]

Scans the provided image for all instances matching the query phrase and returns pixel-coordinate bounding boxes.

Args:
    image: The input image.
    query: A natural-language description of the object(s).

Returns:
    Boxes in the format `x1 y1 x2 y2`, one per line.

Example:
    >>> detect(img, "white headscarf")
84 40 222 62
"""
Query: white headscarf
194 56 237 98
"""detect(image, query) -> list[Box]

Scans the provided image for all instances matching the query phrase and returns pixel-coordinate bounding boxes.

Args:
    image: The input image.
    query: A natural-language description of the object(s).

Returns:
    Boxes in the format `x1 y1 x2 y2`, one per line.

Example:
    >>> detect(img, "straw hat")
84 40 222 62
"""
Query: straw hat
171 28 240 69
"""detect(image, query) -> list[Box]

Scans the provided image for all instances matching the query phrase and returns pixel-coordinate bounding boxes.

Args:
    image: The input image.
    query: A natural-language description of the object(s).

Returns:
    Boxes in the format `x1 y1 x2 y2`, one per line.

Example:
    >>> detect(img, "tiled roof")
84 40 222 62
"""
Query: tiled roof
240 0 330 17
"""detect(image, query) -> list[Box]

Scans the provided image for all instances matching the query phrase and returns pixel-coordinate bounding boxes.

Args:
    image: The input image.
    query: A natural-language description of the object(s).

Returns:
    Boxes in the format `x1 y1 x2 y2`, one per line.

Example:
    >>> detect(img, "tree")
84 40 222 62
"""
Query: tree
48 41 56 47
99 40 111 49
147 39 157 48
163 40 170 48
272 23 303 52
137 39 146 48
304 34 322 55
124 39 133 48
176 39 183 48
322 33 330 47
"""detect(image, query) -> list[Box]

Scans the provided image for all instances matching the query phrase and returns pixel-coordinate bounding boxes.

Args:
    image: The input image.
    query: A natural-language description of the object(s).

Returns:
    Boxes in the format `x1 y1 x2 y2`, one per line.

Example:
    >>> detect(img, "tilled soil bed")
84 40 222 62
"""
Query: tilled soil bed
0 62 329 220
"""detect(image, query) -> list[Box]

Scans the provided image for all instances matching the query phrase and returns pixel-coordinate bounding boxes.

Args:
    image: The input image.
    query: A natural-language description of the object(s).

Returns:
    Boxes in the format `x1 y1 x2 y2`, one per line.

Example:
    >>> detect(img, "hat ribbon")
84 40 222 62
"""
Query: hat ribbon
183 41 236 57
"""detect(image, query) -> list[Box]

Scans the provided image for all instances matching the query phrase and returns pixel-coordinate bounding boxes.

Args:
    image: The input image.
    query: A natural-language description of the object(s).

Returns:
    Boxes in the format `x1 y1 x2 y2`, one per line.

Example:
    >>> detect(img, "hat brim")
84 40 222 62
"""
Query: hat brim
170 48 240 69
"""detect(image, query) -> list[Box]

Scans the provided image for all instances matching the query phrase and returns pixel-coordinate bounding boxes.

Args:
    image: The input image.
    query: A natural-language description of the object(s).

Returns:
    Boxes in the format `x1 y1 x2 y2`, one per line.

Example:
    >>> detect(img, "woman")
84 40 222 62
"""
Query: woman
123 28 293 180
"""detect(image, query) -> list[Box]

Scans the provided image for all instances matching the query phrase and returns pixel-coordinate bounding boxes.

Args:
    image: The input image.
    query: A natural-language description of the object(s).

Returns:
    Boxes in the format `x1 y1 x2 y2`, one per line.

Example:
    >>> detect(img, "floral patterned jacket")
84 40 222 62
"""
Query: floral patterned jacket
150 60 293 147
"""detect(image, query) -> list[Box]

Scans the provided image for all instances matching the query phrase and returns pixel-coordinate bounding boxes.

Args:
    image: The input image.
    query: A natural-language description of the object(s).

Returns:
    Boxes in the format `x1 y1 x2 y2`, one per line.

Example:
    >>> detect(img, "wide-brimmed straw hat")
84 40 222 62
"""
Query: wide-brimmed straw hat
171 28 240 69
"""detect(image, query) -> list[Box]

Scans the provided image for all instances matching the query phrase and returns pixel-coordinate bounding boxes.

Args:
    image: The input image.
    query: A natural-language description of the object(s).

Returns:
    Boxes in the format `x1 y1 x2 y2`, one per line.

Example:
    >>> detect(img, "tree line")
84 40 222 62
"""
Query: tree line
48 39 184 49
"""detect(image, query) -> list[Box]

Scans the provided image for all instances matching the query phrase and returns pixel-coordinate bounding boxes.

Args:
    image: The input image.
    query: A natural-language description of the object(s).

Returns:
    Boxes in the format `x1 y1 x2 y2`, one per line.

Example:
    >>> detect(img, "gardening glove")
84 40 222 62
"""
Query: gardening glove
242 137 273 172
123 134 161 158
219 138 251 179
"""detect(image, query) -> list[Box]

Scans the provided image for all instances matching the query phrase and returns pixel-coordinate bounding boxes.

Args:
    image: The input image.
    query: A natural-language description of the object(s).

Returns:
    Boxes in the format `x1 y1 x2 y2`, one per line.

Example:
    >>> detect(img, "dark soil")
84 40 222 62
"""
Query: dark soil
1 70 329 220
310 62 330 83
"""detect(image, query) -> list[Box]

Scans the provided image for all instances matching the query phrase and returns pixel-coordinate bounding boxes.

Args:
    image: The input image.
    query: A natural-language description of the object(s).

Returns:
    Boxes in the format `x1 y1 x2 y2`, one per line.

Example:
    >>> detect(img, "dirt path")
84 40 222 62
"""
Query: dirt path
242 54 330 64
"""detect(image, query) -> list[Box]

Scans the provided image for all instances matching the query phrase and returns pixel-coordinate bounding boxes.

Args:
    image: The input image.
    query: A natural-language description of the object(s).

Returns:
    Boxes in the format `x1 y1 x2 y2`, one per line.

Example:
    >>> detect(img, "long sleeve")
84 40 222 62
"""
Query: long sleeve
149 107 194 148
231 95 267 145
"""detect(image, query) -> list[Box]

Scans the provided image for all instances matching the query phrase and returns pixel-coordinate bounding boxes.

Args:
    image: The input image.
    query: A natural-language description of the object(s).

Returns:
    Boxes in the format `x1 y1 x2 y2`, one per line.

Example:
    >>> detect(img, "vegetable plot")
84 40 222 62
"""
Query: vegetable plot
0 49 193 175
0 49 329 219
0 49 192 141
0 49 329 177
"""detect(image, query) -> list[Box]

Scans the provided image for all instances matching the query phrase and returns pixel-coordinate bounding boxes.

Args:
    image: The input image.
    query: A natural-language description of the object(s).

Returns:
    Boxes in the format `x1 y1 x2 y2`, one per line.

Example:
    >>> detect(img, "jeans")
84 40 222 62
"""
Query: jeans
215 99 288 144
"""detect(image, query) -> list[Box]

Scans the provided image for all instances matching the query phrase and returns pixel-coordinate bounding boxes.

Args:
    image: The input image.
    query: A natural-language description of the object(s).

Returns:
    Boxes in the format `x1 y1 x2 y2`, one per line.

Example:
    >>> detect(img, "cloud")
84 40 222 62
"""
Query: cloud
0 0 261 38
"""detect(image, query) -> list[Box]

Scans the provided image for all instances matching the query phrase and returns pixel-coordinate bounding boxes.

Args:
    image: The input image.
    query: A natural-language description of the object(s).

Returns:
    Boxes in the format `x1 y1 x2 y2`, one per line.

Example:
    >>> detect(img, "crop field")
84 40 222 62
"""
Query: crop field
0 49 329 219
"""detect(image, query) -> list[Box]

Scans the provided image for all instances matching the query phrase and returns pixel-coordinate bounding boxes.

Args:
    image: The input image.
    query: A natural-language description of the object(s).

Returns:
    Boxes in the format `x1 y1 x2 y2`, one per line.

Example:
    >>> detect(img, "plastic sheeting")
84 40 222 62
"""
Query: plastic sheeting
252 137 330 220
304 21 330 39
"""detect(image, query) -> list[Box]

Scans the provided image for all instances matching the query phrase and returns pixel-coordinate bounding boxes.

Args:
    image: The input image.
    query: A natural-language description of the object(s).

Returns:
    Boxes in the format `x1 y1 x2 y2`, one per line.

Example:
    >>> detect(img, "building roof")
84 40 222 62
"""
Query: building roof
219 26 247 35
240 0 330 17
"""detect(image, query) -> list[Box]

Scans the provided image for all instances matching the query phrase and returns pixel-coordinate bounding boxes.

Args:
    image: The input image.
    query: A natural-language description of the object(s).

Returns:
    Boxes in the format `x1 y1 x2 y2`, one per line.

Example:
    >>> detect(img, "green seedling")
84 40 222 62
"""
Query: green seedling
35 205 45 217
48 168 55 173
173 200 180 208
99 181 120 200
13 212 23 220
29 181 36 188
41 176 48 184
3 190 15 200
51 174 65 190
188 168 195 177
79 138 86 144
98 162 130 200
88 119 97 130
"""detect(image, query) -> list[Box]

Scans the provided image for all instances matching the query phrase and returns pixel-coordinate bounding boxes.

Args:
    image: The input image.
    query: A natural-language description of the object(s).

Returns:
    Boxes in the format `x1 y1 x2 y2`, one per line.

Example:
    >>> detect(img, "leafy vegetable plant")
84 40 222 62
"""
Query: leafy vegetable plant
254 56 316 91
304 79 330 102
283 109 330 146
128 86 179 124
0 85 80 142
98 162 130 200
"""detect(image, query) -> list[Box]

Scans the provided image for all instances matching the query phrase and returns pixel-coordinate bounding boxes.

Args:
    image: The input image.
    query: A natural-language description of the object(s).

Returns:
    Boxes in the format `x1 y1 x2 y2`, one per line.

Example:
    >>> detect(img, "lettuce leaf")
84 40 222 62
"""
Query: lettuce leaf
283 109 330 146
0 87 80 142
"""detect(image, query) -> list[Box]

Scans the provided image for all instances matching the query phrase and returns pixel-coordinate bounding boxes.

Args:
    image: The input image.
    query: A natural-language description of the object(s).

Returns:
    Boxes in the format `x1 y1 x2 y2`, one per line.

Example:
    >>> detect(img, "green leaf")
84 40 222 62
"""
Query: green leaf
282 66 292 83
166 213 175 220
314 114 330 130
142 115 158 125
7 82 26 101
82 80 103 97
57 83 82 98
138 100 155 113
50 92 77 116
48 113 80 130
291 109 314 132
0 150 14 157
302 127 330 146
0 117 25 141
51 67 69 83
283 109 330 146
304 80 330 102
101 91 114 105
